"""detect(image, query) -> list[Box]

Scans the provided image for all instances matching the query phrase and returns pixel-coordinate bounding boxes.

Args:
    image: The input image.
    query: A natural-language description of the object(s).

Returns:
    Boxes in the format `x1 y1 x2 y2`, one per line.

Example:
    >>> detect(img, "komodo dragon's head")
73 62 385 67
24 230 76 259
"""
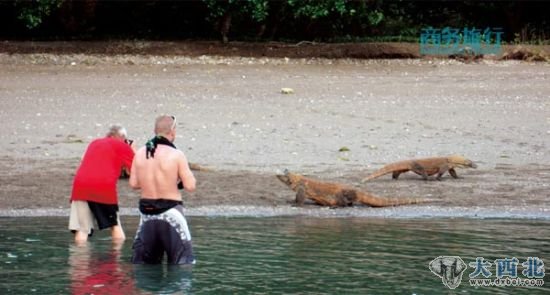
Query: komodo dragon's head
448 155 477 168
276 169 301 186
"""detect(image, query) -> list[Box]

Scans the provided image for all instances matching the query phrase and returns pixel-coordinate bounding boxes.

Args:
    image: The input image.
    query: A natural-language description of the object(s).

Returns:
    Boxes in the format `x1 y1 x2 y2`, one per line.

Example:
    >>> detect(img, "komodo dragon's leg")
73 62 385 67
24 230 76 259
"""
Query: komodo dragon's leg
392 171 401 179
328 196 342 209
341 189 358 206
411 162 429 180
448 168 459 179
295 184 307 206
335 190 355 207
436 165 450 181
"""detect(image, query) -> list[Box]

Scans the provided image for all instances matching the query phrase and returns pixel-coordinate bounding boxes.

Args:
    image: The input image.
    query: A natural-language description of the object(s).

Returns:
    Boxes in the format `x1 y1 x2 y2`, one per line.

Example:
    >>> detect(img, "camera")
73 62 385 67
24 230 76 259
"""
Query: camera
120 139 133 179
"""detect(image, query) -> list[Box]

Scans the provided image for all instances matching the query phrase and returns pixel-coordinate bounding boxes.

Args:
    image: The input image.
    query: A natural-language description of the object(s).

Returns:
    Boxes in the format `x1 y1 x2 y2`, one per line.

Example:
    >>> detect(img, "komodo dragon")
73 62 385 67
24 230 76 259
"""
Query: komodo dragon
363 155 477 182
276 170 426 207
189 163 212 171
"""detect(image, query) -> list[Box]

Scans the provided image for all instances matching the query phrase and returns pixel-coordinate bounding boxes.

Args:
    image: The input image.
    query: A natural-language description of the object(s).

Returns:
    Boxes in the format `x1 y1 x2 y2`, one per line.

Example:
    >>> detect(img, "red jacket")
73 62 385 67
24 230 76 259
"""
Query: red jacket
71 137 134 204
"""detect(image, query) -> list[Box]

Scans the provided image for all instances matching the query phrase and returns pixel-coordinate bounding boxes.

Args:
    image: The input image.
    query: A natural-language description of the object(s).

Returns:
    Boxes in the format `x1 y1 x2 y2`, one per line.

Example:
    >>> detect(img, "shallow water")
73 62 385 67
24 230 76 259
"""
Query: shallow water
0 217 548 294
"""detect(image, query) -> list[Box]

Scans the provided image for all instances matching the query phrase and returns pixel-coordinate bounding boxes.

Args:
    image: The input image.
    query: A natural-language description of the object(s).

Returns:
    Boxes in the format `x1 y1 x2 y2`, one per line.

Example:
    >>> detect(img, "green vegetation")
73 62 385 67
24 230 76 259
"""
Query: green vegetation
1 0 548 43
14 0 63 29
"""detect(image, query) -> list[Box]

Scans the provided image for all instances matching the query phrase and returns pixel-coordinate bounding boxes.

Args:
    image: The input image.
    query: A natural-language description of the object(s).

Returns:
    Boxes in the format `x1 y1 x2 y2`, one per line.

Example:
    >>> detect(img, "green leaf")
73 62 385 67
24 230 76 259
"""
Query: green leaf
338 146 350 152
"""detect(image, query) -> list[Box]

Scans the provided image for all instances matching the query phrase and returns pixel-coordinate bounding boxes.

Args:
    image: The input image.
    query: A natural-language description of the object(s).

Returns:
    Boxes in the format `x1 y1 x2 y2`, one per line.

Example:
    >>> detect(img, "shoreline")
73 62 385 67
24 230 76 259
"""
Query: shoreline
2 205 550 219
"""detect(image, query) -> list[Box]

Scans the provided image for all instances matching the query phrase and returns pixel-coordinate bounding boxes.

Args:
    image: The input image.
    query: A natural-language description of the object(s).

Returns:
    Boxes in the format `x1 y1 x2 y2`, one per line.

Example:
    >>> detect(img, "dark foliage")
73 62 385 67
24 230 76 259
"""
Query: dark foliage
0 1 548 43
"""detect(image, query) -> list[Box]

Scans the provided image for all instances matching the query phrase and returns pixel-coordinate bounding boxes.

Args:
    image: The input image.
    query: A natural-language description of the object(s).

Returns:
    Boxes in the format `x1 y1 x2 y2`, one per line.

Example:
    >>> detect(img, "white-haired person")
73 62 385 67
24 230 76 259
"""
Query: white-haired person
69 124 136 243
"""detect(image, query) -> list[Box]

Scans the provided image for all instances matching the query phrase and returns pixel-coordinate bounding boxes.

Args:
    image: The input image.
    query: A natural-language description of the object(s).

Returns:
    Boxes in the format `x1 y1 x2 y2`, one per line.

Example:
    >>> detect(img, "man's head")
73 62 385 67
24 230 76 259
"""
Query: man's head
106 124 128 141
154 115 177 142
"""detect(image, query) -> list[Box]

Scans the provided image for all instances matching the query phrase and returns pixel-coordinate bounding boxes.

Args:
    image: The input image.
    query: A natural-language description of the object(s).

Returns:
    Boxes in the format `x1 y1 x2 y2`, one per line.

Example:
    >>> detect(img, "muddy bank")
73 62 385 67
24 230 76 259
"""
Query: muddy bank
1 41 549 61
0 157 548 218
0 41 421 59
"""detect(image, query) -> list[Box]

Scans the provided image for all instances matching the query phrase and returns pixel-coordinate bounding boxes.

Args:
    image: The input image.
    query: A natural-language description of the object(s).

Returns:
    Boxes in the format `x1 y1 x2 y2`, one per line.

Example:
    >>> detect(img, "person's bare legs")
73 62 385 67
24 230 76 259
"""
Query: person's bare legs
74 230 89 243
112 238 124 251
111 225 126 242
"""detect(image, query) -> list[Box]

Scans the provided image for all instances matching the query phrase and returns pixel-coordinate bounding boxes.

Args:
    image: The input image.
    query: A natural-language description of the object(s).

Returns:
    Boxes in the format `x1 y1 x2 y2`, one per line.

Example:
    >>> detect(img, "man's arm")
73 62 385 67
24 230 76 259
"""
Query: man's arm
178 152 196 192
129 157 140 189
120 142 135 170
121 142 136 177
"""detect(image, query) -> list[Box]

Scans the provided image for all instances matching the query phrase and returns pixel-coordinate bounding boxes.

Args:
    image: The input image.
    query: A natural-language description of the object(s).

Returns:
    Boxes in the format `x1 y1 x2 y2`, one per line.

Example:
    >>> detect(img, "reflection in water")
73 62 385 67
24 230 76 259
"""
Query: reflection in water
133 265 193 294
68 242 193 295
68 242 136 294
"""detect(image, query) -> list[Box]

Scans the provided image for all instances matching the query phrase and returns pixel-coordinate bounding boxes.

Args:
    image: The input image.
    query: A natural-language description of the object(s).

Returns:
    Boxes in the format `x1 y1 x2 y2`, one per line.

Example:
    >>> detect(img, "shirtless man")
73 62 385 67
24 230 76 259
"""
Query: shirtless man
129 115 197 265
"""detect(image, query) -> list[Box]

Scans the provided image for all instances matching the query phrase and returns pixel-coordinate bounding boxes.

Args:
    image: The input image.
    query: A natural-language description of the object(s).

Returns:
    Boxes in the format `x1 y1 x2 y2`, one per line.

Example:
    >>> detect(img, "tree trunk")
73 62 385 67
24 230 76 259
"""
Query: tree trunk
220 12 232 43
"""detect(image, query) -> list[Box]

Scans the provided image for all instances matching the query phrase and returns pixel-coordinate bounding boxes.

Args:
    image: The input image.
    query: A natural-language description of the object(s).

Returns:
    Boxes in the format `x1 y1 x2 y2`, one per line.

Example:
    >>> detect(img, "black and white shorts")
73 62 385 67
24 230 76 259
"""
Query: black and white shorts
131 201 195 265
68 200 121 235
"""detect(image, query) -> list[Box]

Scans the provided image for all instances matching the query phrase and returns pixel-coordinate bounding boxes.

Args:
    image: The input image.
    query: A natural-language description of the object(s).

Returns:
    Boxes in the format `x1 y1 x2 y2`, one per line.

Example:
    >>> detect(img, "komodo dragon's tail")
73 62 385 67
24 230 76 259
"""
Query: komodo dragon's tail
352 190 436 207
189 163 212 172
362 161 409 182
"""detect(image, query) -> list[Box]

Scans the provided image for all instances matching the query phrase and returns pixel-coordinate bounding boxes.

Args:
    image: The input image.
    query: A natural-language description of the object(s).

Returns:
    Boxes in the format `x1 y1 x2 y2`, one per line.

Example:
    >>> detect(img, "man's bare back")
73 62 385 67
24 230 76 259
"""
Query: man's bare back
130 115 197 265
130 143 196 200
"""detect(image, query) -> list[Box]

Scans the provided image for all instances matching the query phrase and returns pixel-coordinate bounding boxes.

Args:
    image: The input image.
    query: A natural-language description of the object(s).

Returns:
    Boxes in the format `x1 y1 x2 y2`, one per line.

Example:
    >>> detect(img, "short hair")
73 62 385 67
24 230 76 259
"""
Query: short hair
106 124 127 138
154 115 176 135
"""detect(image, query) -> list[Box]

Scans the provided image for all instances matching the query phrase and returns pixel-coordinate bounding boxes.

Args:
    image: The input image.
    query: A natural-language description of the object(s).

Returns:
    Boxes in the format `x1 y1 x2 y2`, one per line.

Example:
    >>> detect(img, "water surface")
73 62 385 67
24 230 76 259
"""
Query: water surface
0 217 548 294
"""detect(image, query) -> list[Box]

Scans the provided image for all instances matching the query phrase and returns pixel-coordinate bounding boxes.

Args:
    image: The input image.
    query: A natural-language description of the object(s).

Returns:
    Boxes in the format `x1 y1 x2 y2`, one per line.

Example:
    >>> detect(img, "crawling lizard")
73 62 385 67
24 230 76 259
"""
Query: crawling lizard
188 162 212 172
276 170 426 207
363 155 477 182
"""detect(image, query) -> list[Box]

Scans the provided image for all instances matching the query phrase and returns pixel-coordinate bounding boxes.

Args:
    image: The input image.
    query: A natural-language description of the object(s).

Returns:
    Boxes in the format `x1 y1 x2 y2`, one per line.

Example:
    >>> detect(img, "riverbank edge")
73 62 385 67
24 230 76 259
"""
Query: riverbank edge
2 206 549 219
1 41 549 61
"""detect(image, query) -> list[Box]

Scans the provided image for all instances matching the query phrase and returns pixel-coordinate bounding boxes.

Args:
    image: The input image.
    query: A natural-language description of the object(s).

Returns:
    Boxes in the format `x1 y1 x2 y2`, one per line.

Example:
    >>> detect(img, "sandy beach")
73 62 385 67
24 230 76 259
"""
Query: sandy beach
0 50 548 218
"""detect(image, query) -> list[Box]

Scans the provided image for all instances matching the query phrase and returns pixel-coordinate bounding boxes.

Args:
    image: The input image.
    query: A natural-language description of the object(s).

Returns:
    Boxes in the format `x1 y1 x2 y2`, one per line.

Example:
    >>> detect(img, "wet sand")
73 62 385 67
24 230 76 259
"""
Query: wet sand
0 53 548 218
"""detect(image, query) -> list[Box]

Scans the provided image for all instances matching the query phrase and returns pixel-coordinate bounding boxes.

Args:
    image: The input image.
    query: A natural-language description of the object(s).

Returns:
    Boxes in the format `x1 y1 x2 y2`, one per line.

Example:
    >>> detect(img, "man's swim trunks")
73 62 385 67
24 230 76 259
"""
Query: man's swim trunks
68 200 121 235
87 201 120 230
131 199 195 265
